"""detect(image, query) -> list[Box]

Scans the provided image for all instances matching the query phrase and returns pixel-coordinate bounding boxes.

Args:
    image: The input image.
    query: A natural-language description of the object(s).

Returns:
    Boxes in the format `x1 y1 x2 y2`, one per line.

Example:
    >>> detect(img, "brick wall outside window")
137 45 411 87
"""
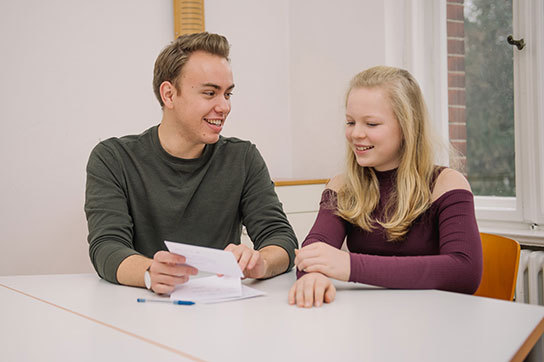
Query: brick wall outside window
446 0 467 173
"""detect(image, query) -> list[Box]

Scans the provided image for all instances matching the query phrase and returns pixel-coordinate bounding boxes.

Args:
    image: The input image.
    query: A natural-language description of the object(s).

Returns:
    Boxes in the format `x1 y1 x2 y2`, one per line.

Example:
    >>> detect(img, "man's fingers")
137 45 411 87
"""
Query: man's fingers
154 251 186 265
246 250 260 270
237 250 252 271
150 271 192 295
224 244 260 273
156 263 198 277
224 244 237 253
152 282 175 295
225 243 243 259
155 273 189 285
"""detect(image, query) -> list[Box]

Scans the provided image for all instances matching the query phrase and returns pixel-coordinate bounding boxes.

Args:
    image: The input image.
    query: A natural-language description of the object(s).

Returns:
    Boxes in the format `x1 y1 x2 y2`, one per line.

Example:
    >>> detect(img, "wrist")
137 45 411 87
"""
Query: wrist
258 245 289 278
261 257 270 278
342 251 351 282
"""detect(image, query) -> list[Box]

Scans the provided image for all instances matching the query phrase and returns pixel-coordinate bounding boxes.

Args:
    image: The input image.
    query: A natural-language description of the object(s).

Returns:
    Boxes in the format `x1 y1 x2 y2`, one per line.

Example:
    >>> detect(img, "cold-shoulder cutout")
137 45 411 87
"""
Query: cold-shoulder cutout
326 174 345 192
431 168 472 202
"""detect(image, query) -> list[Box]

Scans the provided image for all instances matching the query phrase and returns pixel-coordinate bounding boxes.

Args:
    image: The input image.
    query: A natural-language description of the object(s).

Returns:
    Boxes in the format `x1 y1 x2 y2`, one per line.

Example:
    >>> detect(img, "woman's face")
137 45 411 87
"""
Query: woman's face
345 86 403 171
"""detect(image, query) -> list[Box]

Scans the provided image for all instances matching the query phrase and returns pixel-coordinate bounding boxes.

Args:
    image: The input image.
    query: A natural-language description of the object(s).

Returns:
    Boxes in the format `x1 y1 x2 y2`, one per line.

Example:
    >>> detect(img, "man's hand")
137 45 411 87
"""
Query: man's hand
288 272 336 308
224 243 267 279
147 251 198 295
294 242 350 281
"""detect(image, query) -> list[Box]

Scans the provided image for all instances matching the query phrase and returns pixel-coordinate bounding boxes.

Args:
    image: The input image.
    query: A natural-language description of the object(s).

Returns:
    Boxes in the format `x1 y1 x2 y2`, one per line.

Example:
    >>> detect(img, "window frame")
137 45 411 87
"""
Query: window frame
457 0 544 245
393 0 543 246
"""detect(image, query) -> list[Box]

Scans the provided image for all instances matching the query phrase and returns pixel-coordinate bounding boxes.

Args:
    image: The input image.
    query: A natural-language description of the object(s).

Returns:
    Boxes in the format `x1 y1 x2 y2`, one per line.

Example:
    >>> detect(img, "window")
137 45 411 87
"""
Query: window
464 0 515 197
446 0 544 245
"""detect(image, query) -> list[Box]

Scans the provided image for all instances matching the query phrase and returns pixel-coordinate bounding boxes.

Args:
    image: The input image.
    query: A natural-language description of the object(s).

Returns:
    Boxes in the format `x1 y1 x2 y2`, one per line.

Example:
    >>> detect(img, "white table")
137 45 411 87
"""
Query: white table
1 271 543 361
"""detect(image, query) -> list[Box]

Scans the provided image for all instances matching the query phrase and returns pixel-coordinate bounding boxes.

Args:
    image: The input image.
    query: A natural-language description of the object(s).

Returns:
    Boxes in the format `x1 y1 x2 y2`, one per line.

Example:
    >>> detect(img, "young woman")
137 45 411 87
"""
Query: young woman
288 66 483 308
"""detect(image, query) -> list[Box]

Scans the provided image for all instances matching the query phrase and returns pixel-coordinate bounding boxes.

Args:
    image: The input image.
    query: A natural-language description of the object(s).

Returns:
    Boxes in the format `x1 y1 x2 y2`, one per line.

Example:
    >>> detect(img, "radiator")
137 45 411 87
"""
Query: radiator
516 249 544 305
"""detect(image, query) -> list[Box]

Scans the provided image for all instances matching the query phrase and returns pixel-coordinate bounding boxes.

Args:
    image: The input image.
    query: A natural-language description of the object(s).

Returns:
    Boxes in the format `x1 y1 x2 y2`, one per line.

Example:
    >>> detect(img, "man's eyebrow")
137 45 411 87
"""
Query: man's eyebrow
201 83 235 91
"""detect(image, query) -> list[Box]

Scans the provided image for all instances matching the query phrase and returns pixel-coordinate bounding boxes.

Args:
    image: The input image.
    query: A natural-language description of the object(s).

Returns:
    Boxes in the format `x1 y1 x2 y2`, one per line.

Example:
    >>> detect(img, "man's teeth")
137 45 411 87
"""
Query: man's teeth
205 119 222 126
356 146 374 151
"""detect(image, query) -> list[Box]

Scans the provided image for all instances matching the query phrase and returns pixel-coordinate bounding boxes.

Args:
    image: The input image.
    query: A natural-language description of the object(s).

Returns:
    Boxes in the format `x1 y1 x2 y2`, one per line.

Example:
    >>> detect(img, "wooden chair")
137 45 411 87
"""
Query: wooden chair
474 233 521 301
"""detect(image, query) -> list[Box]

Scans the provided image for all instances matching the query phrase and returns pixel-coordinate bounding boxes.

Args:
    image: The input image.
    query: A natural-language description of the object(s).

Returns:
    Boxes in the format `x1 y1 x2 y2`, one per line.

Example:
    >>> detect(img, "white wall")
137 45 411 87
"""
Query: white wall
0 0 446 276
208 0 447 178
0 0 172 276
289 0 387 179
205 0 293 178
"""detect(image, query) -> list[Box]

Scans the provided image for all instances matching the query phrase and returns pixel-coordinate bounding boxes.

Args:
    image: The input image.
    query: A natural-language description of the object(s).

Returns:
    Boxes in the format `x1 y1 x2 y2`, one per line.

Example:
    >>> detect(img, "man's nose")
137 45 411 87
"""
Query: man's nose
215 96 231 115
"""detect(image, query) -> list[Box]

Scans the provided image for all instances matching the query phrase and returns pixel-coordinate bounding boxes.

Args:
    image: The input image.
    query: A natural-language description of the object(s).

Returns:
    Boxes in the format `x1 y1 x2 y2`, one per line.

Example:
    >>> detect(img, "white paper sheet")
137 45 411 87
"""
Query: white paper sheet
164 241 243 278
170 275 266 304
203 284 267 304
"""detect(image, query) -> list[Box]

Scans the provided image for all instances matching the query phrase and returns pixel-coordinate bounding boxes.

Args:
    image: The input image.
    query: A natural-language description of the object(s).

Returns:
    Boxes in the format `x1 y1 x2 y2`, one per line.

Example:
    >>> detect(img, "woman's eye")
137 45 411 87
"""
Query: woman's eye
345 120 355 126
367 123 379 127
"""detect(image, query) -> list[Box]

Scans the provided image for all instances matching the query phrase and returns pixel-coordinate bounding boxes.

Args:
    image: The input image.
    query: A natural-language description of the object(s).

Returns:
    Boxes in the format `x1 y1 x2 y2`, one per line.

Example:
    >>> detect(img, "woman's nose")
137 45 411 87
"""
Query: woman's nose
351 124 366 139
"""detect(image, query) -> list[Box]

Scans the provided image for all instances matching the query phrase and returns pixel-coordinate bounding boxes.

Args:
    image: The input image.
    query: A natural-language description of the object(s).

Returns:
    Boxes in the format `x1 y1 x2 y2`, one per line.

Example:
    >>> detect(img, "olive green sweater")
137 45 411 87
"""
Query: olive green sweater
85 125 297 283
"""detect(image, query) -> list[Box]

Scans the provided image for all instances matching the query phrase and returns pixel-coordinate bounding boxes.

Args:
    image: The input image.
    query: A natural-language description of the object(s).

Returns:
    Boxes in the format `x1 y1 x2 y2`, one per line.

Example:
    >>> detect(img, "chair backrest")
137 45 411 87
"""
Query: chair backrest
474 233 521 301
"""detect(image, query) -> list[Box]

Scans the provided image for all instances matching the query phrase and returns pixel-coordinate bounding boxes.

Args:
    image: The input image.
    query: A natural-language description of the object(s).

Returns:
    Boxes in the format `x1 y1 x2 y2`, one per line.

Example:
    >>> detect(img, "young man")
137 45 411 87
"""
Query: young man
85 32 297 294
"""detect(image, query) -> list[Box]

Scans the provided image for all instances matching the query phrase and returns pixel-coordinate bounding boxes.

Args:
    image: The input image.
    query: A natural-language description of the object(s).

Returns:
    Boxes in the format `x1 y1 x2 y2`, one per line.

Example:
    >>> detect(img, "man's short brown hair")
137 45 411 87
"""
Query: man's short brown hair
153 32 230 107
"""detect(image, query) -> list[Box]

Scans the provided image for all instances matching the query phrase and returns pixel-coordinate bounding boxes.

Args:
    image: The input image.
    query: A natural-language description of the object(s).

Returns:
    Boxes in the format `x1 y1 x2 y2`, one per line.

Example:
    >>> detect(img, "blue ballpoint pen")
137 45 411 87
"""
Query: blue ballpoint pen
137 298 195 305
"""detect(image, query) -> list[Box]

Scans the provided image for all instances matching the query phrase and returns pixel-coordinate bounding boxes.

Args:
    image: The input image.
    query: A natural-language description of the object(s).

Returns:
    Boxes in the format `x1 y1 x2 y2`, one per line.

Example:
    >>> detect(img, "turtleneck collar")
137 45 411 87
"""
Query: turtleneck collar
373 167 398 182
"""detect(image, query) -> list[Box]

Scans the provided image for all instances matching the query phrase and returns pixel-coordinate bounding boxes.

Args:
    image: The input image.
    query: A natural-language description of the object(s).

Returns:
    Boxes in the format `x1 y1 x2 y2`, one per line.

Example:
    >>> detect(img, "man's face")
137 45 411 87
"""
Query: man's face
170 51 234 150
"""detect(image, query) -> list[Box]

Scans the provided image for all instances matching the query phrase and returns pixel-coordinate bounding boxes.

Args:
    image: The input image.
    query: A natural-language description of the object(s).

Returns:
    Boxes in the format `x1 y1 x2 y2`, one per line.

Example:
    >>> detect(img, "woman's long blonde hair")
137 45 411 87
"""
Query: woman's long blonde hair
337 66 435 241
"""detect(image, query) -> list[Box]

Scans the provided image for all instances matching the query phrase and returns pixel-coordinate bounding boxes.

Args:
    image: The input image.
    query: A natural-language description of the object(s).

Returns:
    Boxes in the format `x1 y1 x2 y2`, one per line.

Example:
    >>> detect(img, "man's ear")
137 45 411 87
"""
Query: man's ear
160 81 177 109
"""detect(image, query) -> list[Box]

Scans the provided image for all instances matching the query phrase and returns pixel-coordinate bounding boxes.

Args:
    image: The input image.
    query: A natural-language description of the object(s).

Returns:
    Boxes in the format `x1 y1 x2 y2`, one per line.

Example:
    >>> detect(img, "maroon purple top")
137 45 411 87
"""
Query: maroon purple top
298 168 483 294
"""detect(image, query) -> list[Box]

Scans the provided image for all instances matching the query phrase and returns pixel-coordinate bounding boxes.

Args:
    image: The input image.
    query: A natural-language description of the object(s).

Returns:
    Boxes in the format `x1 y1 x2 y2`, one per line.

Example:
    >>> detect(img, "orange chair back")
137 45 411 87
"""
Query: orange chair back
474 233 521 301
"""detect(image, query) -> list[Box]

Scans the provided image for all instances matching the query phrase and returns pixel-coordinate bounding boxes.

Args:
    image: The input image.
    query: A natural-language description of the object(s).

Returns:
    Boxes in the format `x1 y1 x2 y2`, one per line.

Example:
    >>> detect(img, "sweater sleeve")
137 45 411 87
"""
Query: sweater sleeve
296 189 349 278
349 190 483 294
240 144 298 271
84 142 139 284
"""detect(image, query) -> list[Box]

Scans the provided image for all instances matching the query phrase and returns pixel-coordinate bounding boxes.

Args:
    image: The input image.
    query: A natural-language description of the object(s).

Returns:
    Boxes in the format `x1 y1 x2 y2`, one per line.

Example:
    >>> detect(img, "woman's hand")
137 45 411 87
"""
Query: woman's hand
288 272 336 308
295 242 351 281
